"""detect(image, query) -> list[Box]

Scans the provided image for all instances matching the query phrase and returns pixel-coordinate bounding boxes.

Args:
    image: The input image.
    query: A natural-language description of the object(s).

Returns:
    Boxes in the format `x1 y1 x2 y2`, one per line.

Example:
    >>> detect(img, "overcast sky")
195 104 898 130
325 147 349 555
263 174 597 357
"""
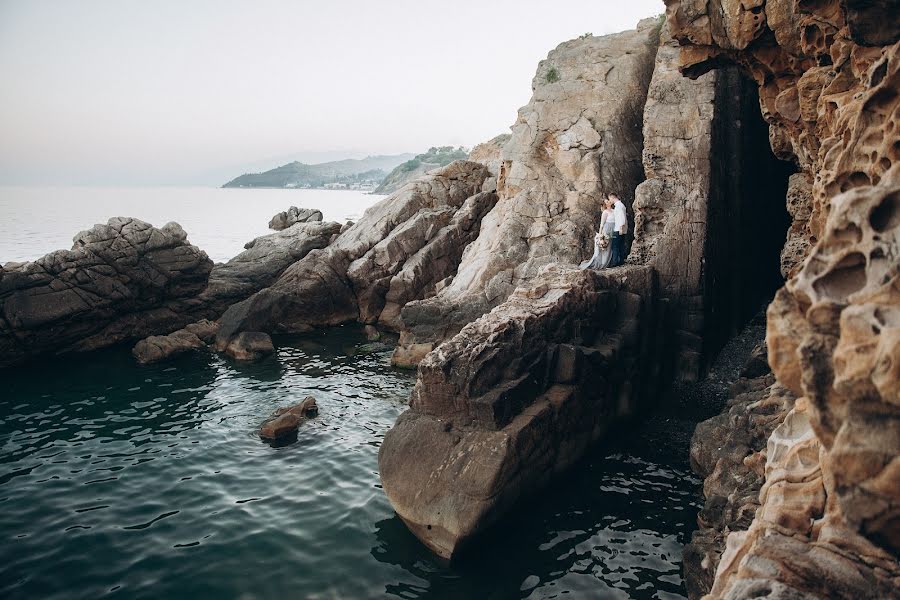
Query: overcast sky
0 0 664 185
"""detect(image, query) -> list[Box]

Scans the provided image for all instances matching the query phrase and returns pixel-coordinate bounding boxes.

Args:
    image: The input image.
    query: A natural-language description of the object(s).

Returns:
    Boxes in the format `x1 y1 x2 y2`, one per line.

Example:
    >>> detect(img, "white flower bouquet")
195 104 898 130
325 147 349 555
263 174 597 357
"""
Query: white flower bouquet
595 232 610 249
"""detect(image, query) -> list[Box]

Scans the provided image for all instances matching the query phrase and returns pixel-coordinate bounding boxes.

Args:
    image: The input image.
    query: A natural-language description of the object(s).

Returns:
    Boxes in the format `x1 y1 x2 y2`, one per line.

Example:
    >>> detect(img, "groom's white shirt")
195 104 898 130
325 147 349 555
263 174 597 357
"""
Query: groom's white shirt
613 200 627 234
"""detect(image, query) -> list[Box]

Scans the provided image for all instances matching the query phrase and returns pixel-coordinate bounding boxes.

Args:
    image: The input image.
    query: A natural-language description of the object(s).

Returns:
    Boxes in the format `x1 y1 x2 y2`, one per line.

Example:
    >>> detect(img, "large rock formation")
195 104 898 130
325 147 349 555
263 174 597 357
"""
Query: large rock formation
214 160 493 348
0 218 213 367
663 0 900 597
380 265 662 558
394 20 662 363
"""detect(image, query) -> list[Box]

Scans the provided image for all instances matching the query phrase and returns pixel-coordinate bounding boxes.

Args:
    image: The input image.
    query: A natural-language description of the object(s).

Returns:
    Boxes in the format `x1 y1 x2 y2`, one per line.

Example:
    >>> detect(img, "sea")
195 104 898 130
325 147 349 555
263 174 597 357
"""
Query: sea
0 186 701 599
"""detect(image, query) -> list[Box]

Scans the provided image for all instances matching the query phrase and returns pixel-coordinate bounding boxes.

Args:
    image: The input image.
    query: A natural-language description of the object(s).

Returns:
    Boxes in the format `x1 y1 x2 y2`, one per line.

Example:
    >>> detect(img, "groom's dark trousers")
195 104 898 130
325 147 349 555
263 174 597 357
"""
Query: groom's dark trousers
610 232 623 266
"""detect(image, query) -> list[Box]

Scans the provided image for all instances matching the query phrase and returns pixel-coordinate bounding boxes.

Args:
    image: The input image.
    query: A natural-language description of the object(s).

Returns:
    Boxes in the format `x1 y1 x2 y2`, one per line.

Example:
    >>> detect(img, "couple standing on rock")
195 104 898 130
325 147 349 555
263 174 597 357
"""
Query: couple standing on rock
580 193 628 270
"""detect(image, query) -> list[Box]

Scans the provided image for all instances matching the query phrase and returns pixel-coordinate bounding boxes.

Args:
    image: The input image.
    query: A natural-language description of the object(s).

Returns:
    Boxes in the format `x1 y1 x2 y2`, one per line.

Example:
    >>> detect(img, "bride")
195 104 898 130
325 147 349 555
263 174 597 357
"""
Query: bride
580 198 615 270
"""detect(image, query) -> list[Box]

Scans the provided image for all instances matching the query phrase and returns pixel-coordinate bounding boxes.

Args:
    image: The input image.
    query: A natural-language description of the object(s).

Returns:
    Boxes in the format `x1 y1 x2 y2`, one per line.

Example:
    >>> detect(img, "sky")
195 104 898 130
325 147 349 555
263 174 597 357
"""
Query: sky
0 0 665 186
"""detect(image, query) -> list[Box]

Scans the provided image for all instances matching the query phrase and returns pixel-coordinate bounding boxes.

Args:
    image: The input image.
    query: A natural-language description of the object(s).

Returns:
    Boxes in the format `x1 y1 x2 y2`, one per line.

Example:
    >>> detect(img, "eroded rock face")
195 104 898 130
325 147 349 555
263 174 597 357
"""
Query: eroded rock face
379 265 662 558
394 20 662 360
0 218 212 367
664 0 900 597
215 161 491 347
268 207 323 231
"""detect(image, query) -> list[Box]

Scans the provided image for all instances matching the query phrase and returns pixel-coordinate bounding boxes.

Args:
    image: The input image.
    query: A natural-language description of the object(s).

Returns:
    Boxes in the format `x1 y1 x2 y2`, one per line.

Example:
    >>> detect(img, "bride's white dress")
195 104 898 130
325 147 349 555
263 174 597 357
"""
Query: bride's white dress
580 209 614 270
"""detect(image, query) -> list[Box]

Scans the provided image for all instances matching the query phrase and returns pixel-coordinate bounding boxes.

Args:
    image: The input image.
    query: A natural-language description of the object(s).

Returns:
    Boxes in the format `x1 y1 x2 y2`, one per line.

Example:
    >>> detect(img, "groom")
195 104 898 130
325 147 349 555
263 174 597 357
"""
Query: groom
609 193 628 266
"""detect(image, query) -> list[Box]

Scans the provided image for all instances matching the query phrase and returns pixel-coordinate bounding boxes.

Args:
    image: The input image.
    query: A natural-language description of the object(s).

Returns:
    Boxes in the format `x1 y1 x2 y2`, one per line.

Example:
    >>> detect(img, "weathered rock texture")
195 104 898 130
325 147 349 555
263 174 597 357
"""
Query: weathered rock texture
0 218 213 367
215 161 493 348
664 0 900 597
259 396 319 442
198 220 341 317
268 206 323 231
394 20 662 362
132 319 219 364
380 265 662 558
634 23 794 382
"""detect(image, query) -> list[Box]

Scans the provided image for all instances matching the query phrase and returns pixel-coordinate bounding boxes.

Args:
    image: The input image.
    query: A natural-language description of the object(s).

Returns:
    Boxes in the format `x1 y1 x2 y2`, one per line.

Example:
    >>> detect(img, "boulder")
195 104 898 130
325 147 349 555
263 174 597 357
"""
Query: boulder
0 217 213 367
267 207 323 231
259 396 319 441
131 319 219 364
132 330 205 364
225 331 275 361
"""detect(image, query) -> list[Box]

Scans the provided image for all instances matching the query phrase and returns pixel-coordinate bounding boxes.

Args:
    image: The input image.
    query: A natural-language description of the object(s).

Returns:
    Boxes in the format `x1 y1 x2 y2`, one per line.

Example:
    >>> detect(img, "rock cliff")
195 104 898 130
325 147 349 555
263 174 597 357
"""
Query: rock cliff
663 0 900 597
393 21 661 365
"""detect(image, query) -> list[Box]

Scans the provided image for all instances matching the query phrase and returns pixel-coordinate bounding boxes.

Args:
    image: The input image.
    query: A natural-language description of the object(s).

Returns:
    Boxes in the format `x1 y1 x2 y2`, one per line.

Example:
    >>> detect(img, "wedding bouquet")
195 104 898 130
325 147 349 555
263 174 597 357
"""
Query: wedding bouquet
595 232 610 249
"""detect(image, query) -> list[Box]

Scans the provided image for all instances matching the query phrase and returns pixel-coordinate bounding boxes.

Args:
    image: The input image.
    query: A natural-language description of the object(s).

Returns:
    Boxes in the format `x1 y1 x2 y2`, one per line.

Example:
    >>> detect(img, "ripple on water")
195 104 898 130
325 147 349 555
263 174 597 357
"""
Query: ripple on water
1 325 701 599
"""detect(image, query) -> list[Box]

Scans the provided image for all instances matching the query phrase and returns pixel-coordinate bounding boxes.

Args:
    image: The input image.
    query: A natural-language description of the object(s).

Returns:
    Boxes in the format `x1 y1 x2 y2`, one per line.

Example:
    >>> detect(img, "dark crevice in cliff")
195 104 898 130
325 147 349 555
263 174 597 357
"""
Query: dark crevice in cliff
703 68 794 367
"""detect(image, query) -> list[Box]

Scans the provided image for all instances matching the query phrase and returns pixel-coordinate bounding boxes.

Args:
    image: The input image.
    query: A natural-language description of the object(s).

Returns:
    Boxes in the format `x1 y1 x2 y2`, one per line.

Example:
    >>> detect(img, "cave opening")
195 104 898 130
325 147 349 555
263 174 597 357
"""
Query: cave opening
703 68 795 365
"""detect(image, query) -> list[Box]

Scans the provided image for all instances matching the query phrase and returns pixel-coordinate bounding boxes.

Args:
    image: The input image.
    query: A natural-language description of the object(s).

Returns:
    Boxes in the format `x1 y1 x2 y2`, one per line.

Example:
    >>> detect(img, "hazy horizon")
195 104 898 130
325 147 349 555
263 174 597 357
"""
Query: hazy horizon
0 0 664 186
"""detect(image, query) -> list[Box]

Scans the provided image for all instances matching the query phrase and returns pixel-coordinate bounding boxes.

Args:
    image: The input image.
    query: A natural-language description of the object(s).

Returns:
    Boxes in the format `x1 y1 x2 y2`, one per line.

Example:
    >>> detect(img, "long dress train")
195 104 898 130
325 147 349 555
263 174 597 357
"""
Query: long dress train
579 210 614 270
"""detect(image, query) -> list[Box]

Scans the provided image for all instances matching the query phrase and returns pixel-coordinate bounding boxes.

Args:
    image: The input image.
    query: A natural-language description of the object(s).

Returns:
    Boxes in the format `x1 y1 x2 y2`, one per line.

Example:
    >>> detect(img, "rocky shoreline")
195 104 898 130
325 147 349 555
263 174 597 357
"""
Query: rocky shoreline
1 3 897 597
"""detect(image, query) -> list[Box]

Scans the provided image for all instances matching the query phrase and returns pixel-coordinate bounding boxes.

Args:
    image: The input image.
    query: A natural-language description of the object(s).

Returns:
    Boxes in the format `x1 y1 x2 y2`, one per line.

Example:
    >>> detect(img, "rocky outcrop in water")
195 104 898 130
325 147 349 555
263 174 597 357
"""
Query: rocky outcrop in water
198 220 341 317
132 319 219 364
267 207 323 231
380 265 662 558
664 0 900 597
259 396 319 442
0 218 213 367
214 160 493 348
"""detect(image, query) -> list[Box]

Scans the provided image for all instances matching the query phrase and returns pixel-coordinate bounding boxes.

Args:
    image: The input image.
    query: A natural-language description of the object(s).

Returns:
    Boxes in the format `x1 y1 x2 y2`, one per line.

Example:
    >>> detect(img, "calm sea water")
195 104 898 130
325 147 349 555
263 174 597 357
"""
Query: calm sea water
0 186 382 264
1 187 702 598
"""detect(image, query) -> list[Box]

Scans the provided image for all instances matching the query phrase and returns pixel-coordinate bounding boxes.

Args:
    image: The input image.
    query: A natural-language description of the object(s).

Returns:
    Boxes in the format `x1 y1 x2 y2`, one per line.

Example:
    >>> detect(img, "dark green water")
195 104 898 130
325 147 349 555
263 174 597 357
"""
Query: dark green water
1 326 700 599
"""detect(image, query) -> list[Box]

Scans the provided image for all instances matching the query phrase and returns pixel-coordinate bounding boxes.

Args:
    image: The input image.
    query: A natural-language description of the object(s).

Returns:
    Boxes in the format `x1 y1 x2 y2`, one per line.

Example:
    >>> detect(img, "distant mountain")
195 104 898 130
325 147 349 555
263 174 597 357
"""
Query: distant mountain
222 154 415 190
374 146 470 194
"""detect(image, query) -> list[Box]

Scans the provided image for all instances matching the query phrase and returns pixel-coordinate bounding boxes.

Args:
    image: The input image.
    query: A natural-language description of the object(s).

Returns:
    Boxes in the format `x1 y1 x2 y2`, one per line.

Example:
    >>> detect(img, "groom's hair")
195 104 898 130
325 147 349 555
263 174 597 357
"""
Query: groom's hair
608 192 619 200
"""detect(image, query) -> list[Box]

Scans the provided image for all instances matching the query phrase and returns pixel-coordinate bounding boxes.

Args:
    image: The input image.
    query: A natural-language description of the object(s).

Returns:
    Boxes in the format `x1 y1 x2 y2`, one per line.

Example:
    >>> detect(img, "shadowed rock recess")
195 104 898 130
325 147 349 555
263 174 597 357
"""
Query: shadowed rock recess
663 0 900 598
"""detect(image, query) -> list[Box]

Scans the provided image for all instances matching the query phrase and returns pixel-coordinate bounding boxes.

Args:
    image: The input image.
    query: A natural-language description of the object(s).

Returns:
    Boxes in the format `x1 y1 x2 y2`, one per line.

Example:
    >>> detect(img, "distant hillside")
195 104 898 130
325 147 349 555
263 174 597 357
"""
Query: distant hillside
223 154 415 190
374 146 469 194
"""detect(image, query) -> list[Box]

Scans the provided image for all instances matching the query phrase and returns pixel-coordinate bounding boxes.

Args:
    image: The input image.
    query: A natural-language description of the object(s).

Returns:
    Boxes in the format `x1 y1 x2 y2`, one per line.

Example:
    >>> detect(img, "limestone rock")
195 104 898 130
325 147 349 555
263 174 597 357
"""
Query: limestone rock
665 0 900 597
259 396 318 441
0 217 213 367
225 331 275 362
267 207 323 231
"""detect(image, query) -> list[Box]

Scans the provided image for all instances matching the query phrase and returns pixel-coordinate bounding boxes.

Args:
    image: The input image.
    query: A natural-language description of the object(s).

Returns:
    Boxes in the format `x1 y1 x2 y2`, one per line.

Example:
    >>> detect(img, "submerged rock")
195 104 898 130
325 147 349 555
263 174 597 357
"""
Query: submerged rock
267 207 323 231
224 331 274 362
259 396 319 441
0 217 212 368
